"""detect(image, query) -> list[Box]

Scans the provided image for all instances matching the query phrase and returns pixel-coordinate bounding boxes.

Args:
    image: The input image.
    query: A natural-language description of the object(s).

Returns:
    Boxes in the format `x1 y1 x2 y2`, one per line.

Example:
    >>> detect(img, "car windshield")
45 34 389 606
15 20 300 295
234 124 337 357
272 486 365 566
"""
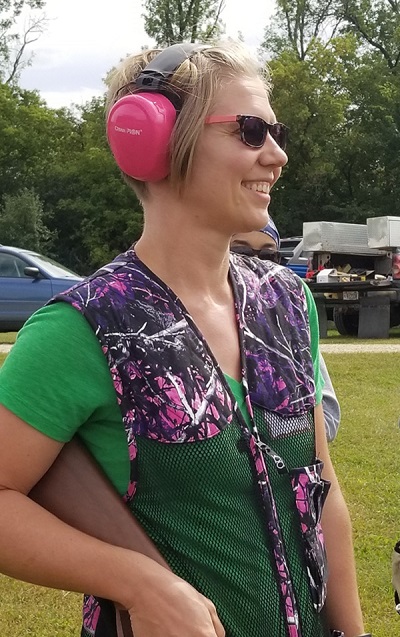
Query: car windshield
27 253 81 278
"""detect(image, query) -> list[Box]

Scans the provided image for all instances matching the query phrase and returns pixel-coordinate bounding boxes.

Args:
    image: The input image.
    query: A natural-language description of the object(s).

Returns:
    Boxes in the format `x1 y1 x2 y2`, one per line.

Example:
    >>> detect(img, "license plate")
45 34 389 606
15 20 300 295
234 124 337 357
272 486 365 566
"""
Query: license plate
343 291 359 300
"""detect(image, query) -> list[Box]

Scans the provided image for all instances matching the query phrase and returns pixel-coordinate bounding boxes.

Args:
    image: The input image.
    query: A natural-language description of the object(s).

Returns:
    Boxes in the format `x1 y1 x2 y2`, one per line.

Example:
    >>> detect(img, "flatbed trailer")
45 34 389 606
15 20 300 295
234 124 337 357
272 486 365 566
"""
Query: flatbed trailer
303 218 400 339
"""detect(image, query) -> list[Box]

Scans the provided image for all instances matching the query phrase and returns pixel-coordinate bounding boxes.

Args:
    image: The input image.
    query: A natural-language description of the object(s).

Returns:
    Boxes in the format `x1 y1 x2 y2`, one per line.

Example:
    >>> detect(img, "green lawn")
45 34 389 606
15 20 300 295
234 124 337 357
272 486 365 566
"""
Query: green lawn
324 352 400 636
0 351 399 635
0 331 17 344
0 580 81 636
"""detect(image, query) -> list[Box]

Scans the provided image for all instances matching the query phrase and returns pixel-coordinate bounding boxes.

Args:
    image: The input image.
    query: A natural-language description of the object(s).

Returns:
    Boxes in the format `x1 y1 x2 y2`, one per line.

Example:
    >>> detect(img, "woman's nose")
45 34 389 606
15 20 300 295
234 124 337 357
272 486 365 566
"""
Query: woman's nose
259 135 288 168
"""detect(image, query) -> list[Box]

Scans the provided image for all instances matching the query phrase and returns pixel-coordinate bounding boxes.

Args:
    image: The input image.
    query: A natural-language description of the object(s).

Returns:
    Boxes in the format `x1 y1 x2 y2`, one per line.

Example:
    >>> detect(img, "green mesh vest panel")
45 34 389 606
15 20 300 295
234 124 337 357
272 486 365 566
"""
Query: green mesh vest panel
129 405 329 637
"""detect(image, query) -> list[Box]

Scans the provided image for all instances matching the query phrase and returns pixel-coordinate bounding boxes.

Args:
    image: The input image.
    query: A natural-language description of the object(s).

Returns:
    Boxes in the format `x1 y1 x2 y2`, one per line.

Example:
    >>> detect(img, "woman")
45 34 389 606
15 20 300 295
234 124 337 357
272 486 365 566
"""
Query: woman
0 42 367 637
230 219 341 443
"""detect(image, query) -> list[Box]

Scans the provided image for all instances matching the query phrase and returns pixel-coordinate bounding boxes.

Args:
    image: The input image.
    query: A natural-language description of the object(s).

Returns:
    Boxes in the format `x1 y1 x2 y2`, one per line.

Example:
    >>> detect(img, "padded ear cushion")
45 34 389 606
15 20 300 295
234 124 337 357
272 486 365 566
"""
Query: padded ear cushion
107 92 177 182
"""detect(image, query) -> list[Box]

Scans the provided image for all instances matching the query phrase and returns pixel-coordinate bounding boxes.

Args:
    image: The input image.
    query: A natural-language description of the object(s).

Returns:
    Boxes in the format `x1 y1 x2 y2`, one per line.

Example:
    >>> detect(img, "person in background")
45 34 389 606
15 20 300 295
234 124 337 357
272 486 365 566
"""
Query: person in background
0 41 366 637
231 219 341 442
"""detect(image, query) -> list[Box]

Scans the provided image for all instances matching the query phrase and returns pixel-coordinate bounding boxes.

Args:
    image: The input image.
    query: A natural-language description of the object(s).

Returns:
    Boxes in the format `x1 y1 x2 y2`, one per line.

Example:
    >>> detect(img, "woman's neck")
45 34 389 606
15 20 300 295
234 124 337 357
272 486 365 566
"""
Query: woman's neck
135 200 233 301
135 230 232 302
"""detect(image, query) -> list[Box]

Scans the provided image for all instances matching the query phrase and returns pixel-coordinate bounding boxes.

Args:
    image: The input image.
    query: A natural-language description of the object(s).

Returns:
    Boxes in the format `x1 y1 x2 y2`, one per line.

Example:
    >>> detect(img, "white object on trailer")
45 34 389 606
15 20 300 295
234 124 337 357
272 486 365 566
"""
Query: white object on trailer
302 221 387 255
367 216 400 249
316 269 339 283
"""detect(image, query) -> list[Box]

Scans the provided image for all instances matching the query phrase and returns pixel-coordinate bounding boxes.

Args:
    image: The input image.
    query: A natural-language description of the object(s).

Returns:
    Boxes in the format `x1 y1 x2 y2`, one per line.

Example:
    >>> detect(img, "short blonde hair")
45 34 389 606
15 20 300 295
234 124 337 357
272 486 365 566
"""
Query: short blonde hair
106 41 271 199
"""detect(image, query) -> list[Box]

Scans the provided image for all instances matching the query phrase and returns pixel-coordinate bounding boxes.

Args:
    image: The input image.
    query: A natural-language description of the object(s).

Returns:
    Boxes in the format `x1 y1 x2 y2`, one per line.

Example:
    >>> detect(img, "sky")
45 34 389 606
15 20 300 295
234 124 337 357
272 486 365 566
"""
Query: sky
18 0 277 109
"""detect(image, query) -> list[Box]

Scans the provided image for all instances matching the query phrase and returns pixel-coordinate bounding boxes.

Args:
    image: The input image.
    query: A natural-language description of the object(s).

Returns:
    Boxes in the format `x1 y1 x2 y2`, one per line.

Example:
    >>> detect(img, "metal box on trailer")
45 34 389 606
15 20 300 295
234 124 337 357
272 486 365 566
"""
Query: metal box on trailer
367 216 400 249
303 221 386 256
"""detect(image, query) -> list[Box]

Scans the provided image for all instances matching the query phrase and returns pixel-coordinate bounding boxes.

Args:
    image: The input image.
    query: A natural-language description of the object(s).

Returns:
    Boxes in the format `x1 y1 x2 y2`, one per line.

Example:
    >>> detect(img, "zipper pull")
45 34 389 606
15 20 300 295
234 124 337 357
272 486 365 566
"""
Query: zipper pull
255 439 287 474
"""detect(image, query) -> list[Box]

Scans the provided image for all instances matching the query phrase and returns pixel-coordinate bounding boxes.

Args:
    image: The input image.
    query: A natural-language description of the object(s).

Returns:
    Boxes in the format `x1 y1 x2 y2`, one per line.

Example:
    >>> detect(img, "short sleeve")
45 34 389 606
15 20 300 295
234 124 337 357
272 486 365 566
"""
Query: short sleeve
300 280 324 405
0 302 117 442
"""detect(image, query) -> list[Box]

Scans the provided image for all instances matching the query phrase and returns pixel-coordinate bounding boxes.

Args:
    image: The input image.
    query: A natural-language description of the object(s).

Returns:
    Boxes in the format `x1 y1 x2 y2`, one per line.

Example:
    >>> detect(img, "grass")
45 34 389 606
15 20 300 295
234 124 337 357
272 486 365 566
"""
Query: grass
324 352 400 636
0 579 82 636
0 351 399 635
0 332 17 344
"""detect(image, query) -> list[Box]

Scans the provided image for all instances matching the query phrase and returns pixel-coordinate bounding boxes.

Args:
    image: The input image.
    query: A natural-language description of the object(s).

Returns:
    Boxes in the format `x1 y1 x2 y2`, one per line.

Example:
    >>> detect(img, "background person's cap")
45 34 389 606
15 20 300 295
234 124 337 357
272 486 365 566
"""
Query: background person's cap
260 217 280 248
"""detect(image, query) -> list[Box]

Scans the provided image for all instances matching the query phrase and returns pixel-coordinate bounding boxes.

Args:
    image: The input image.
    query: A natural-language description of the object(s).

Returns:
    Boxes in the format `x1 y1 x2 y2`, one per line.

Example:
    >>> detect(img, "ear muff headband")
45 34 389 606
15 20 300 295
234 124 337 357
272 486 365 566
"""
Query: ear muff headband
135 42 205 108
107 43 206 183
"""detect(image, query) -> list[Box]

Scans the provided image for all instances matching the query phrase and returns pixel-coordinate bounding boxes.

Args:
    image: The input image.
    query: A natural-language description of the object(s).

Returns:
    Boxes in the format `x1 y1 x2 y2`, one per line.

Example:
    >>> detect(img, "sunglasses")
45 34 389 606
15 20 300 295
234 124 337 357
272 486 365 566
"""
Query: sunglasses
205 115 288 150
231 245 281 264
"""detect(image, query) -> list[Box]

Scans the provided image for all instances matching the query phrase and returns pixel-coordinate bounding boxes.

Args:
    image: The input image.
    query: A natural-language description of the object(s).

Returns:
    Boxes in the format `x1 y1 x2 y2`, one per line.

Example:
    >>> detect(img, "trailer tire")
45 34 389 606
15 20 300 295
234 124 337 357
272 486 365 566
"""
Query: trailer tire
390 307 400 328
333 308 359 336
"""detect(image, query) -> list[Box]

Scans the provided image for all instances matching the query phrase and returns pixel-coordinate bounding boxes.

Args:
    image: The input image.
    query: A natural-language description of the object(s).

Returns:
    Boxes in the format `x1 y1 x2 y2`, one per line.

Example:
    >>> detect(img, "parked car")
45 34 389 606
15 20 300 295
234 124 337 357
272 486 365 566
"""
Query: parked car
0 245 84 331
279 236 303 264
285 239 313 278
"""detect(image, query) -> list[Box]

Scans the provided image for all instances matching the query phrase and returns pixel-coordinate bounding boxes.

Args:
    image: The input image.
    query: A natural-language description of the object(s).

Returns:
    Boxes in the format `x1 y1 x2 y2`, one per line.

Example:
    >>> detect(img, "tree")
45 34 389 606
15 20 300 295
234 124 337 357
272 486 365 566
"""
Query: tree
0 188 53 251
142 0 225 46
265 36 360 233
37 97 144 274
0 83 80 200
0 0 46 82
5 13 48 84
262 0 343 60
0 82 144 274
338 0 400 70
261 0 400 234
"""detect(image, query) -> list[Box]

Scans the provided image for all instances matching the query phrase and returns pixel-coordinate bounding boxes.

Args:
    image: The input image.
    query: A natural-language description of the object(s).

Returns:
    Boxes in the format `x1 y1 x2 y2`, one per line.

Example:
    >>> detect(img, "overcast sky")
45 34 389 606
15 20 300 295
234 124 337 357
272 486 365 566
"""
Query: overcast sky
18 0 277 109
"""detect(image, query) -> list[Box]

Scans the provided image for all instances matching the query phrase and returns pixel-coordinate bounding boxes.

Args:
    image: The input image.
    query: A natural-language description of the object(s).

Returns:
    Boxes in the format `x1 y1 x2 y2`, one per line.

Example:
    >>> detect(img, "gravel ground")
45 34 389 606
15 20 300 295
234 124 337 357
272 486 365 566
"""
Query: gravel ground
320 343 400 353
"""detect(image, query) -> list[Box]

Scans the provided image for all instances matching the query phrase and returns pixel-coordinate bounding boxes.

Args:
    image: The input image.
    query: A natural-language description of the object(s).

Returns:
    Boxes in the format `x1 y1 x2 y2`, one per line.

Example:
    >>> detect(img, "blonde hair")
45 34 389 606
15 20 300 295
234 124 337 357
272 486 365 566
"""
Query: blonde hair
106 41 271 199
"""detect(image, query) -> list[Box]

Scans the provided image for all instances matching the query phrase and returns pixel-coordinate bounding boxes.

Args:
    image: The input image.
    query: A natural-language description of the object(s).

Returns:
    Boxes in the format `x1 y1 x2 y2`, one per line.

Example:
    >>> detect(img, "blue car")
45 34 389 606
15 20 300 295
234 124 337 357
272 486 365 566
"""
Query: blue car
283 239 312 279
0 245 83 331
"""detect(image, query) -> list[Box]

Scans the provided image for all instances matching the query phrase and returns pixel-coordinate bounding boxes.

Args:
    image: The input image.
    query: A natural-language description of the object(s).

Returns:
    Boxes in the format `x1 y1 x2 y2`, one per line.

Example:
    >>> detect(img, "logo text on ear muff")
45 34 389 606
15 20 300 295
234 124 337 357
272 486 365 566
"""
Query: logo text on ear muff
114 125 143 136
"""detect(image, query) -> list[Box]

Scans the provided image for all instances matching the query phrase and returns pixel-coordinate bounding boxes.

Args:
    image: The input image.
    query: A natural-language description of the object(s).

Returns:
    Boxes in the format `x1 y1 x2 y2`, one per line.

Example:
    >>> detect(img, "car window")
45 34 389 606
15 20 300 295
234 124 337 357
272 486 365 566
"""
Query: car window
0 254 30 278
26 253 80 278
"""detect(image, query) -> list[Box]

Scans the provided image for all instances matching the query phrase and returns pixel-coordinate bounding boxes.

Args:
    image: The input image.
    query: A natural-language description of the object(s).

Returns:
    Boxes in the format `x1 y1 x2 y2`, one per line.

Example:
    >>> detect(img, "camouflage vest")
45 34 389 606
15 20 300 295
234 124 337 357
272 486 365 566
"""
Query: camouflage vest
56 249 330 637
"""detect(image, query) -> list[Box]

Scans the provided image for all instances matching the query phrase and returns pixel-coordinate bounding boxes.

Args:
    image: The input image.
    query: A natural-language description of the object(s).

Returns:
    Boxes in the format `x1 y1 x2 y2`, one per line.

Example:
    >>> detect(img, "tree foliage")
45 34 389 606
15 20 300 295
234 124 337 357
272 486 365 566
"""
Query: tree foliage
1 0 400 269
339 0 400 70
262 0 343 59
0 86 143 274
0 188 53 251
142 0 225 46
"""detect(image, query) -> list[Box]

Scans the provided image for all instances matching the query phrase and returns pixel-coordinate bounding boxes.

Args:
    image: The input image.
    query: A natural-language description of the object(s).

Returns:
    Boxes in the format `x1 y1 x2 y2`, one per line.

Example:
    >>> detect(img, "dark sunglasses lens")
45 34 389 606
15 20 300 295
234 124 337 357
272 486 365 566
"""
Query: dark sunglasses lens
270 123 287 150
242 118 288 150
259 249 281 263
242 117 266 147
231 245 254 257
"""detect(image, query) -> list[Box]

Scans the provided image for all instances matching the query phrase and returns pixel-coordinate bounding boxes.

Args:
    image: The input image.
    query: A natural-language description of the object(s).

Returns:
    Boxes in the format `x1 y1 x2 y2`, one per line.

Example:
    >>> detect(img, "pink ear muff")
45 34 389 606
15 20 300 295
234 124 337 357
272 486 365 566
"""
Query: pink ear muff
107 92 177 182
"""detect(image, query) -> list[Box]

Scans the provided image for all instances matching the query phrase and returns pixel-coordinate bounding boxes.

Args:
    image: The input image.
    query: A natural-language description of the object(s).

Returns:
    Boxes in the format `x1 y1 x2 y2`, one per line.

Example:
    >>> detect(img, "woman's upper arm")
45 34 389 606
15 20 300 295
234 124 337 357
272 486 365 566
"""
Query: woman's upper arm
0 403 63 493
0 302 111 492
314 402 339 488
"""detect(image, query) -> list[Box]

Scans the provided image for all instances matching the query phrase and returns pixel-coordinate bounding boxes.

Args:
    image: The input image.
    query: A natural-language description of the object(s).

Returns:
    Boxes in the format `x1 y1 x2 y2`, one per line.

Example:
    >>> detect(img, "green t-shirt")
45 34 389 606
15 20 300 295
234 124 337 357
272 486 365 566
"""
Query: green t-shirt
0 281 322 496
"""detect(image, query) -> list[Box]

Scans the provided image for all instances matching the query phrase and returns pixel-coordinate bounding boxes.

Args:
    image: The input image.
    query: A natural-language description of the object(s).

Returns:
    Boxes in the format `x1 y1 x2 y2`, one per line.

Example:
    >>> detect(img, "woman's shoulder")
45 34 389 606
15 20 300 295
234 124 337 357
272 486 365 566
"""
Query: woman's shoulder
19 301 100 346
